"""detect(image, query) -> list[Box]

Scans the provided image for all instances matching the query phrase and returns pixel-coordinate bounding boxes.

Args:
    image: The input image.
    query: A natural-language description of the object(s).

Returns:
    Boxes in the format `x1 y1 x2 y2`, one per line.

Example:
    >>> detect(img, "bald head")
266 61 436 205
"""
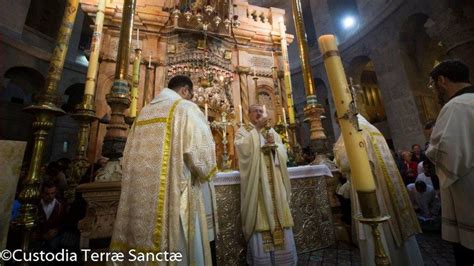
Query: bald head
248 104 265 125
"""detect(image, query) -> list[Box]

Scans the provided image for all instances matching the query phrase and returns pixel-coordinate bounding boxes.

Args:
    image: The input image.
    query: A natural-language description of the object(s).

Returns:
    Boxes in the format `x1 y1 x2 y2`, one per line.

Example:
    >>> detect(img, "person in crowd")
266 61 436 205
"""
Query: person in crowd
411 144 426 164
44 161 68 199
407 181 440 220
32 181 66 251
400 151 418 185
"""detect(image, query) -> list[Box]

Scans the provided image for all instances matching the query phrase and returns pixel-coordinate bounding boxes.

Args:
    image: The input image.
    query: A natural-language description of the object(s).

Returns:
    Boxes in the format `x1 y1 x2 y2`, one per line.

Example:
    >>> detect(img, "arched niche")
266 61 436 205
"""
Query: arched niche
256 84 277 124
1 67 45 104
399 13 445 123
61 83 85 113
1 66 45 166
348 56 387 124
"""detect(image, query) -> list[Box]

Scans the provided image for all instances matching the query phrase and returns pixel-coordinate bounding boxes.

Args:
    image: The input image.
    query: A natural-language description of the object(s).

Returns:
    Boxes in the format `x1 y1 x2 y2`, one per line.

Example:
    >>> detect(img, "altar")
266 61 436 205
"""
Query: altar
77 164 336 262
214 165 335 265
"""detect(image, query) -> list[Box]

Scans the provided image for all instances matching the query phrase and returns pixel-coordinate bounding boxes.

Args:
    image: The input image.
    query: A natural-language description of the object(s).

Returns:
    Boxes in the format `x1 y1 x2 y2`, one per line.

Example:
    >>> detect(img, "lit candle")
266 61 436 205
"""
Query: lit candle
263 104 267 116
148 55 151 68
204 103 208 120
282 107 287 124
239 104 243 124
318 34 376 192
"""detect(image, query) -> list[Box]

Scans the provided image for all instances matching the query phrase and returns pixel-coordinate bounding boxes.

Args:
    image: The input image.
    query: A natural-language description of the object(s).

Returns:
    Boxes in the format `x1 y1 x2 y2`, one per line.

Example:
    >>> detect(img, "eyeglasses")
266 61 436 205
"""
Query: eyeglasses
426 79 436 90
427 78 436 90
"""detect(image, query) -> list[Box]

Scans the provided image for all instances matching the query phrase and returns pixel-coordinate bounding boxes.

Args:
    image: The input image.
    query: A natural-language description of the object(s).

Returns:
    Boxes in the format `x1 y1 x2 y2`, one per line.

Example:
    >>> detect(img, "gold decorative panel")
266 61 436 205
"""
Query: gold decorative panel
215 170 335 265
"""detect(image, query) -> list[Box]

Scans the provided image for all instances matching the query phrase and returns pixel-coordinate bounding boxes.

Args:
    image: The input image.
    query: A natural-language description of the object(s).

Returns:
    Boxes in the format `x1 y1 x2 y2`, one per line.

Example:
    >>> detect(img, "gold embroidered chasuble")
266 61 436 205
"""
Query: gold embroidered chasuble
334 115 420 246
235 125 294 245
110 88 217 265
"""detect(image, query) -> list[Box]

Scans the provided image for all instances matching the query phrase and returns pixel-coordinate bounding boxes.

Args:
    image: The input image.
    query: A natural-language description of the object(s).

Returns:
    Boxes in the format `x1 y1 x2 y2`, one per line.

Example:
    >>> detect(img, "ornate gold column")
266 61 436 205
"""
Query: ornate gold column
14 0 80 251
96 0 136 182
67 0 106 203
237 66 250 124
291 0 326 142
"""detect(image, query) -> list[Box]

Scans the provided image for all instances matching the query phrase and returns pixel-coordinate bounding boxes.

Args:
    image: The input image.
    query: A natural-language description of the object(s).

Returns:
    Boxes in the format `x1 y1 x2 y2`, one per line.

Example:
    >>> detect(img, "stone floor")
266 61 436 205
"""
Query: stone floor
297 231 456 265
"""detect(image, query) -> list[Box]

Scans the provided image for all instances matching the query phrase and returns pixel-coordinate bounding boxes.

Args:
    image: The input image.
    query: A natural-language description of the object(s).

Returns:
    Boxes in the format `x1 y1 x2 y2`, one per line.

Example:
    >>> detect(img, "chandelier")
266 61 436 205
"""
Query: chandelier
166 0 240 35
167 48 234 114
168 50 233 88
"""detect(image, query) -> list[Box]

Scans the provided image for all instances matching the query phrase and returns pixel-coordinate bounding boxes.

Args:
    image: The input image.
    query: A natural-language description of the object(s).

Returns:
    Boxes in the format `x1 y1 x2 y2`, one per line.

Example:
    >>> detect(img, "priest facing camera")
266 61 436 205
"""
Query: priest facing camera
235 104 297 265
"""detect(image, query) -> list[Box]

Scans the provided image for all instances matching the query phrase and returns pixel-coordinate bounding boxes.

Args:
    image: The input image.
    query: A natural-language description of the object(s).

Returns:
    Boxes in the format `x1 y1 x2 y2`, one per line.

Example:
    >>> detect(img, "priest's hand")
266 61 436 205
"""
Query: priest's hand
255 116 269 130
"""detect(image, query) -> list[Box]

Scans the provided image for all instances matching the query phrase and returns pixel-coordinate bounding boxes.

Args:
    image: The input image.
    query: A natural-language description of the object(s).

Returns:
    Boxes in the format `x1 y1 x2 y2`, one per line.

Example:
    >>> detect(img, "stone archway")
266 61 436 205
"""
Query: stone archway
256 84 278 124
347 56 391 143
348 56 385 121
1 67 45 166
399 13 445 123
61 83 85 113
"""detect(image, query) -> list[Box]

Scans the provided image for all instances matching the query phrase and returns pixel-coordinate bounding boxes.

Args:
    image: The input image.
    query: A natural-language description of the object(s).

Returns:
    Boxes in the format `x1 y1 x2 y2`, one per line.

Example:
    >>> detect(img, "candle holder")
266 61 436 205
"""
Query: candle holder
209 112 233 171
356 190 391 266
253 76 259 95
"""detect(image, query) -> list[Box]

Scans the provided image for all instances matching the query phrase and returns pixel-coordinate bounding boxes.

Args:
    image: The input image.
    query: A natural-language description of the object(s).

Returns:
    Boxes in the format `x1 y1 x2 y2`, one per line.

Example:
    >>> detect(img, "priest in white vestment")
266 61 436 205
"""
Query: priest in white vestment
110 76 218 265
235 104 297 266
425 60 474 264
333 113 423 266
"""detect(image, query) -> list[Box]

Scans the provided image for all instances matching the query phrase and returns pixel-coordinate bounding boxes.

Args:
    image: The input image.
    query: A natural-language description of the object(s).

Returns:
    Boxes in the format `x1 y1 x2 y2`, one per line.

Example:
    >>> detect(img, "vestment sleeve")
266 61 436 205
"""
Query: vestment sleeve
183 103 218 182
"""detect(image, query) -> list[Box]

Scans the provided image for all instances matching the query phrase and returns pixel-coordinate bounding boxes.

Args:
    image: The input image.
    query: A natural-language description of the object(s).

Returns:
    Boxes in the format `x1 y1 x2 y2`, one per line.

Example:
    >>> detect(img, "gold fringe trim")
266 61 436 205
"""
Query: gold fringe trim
153 99 183 250
369 131 421 244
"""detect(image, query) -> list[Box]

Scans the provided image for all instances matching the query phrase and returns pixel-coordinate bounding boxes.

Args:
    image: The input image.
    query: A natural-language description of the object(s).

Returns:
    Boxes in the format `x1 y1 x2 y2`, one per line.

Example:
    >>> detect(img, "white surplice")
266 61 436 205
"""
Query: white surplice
426 90 474 250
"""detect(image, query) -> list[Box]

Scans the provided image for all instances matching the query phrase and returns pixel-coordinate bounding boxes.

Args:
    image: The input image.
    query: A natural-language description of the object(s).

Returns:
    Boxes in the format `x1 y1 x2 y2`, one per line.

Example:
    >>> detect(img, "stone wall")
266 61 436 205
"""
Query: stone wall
287 0 474 151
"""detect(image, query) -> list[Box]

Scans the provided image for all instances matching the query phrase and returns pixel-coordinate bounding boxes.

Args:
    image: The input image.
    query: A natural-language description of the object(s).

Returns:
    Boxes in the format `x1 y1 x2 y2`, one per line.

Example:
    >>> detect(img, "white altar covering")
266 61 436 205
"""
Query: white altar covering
214 165 333 185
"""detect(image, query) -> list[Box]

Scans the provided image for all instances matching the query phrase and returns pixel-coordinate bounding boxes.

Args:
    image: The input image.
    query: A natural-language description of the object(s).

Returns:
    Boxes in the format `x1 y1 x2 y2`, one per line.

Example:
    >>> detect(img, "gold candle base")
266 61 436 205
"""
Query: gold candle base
356 191 391 266
356 215 391 266
124 116 136 126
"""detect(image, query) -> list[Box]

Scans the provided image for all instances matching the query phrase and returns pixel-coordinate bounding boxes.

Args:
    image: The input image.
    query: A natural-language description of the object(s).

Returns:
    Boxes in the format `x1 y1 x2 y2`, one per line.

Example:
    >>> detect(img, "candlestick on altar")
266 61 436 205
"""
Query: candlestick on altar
239 104 243 125
204 103 208 120
136 28 139 49
319 34 390 266
253 75 258 101
278 17 295 125
148 55 151 68
209 113 234 171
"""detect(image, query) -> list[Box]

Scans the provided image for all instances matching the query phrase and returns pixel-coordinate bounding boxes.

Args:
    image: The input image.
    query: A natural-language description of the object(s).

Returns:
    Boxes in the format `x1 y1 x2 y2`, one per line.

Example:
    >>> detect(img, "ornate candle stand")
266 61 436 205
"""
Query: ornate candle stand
209 112 233 170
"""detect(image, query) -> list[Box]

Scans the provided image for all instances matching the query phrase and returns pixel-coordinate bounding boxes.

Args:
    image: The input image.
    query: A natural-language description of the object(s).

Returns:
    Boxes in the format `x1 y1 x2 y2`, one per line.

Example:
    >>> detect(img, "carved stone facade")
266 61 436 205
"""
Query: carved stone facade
80 0 294 167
